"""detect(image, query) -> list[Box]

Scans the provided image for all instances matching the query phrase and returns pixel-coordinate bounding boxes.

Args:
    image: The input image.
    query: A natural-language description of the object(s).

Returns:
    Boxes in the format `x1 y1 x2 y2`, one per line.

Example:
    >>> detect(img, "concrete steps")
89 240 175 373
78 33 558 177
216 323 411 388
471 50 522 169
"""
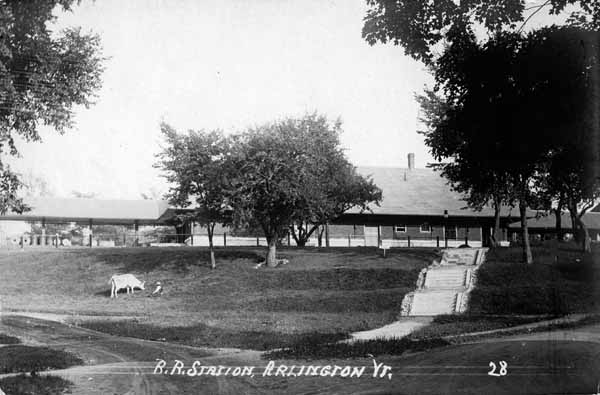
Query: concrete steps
423 267 468 289
401 248 487 316
409 291 457 316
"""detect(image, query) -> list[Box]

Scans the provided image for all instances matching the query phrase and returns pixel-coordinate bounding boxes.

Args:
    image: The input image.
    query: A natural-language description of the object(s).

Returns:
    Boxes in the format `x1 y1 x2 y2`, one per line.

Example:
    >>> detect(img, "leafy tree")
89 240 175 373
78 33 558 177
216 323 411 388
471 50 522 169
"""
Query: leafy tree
156 123 232 269
21 171 54 198
276 114 381 247
291 162 381 247
227 114 380 266
418 26 600 260
0 1 104 214
71 190 98 199
417 89 515 248
362 0 600 65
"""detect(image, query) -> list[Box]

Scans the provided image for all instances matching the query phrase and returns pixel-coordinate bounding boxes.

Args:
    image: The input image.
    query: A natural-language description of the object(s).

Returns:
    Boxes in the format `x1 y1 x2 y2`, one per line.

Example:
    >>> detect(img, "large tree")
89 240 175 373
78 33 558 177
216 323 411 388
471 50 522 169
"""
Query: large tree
417 89 515 248
228 113 380 266
280 114 381 247
156 123 233 269
363 0 600 65
0 0 104 213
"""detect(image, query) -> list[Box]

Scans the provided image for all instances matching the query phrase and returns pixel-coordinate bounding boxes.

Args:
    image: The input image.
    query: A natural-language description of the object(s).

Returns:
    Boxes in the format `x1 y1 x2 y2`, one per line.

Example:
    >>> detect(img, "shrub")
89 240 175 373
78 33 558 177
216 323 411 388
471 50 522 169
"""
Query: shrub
0 375 73 395
0 346 83 374
0 333 20 344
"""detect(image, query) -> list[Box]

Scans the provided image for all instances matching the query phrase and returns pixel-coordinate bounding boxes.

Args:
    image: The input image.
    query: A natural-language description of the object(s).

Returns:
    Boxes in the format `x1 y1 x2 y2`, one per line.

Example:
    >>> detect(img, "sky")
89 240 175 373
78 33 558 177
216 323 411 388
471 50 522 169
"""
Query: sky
9 0 567 199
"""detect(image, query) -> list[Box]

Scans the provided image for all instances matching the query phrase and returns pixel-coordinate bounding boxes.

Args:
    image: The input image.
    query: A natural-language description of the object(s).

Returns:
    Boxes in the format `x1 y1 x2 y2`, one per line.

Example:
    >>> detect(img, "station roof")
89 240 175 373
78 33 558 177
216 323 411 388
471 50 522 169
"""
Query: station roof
1 197 170 225
351 167 522 218
0 167 531 225
508 211 600 230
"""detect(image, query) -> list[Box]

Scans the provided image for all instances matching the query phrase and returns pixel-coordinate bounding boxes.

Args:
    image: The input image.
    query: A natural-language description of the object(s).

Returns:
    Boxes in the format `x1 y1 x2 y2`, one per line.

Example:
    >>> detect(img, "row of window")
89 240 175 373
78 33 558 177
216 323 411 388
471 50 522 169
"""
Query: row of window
395 224 431 233
395 224 459 234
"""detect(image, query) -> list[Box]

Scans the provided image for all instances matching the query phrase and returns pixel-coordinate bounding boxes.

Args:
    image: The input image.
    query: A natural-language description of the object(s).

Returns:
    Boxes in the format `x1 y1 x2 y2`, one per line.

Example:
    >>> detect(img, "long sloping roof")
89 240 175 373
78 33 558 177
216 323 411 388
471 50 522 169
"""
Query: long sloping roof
508 211 600 230
0 167 525 224
353 167 519 218
1 198 170 225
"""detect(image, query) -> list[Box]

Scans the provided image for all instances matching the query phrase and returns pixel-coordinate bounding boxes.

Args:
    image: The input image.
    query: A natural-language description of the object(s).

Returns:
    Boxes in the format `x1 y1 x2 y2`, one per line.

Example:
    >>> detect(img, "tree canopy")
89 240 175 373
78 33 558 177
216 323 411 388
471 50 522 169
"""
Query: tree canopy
0 0 104 213
417 26 600 259
156 122 233 269
227 113 381 266
363 0 600 64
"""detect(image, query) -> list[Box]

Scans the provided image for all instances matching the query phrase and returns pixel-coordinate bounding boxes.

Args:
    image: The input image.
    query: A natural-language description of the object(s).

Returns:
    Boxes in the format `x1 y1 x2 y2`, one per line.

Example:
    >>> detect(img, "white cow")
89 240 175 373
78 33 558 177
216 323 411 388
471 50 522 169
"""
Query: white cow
110 274 145 298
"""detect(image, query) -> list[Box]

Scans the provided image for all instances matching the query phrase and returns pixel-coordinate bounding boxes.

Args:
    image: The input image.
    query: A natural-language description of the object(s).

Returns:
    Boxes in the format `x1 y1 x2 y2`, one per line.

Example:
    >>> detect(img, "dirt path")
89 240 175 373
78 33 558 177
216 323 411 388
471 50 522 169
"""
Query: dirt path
2 314 599 394
0 314 262 394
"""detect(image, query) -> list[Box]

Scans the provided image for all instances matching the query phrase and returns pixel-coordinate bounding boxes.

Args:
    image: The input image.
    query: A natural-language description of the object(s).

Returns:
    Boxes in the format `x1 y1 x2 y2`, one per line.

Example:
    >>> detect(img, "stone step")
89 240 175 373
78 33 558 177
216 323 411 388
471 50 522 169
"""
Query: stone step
423 268 467 288
409 291 457 316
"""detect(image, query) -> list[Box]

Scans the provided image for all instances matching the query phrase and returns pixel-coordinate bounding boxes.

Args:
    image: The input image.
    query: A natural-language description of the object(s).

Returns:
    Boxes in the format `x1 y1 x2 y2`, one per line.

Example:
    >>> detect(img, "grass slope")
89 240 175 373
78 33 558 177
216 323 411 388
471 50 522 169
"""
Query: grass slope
0 246 436 348
469 243 600 315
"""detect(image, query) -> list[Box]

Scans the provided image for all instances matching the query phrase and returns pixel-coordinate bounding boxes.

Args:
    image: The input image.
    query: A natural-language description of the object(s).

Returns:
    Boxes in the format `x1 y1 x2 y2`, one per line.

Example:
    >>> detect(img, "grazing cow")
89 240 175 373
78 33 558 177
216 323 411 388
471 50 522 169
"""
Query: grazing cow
110 274 145 298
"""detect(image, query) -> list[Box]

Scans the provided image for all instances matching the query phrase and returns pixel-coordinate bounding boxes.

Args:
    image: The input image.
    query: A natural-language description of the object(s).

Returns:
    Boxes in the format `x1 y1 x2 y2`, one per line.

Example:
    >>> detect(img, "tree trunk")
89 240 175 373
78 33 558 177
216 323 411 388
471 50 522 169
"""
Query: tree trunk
296 238 306 247
265 237 278 267
317 225 324 247
554 203 563 242
568 203 579 243
519 199 533 264
576 216 592 253
491 199 501 248
208 223 216 269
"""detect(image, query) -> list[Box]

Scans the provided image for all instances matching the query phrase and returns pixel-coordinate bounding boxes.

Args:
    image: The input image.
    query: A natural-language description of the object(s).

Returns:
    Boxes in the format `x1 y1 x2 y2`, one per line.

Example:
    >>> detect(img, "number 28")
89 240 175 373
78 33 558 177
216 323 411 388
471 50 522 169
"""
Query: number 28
488 361 508 376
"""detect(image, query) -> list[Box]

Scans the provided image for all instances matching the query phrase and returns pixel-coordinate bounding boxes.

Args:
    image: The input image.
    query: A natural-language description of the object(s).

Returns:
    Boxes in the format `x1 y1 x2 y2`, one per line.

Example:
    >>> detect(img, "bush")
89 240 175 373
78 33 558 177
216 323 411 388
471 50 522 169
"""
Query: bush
0 375 73 395
0 346 83 374
0 333 20 344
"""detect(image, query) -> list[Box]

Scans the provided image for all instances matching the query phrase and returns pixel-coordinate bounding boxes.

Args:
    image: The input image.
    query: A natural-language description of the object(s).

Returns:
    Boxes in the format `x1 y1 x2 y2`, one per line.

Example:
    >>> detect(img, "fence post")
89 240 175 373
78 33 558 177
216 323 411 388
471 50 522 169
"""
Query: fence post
224 233 227 247
55 234 59 248
89 234 92 248
287 232 291 246
465 235 468 246
445 236 448 248
436 236 440 248
348 235 351 247
256 236 259 246
20 235 24 250
408 236 411 248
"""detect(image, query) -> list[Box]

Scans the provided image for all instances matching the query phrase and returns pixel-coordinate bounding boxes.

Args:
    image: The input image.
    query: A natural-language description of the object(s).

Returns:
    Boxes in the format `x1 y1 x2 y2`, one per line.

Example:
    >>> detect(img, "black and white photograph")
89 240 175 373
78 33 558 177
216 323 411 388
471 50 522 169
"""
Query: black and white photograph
0 0 599 394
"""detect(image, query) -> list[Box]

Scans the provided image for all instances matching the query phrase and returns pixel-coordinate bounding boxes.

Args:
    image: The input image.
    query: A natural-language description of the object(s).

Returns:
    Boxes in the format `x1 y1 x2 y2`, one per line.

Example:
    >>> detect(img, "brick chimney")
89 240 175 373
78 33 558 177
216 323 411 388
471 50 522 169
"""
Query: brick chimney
408 153 415 170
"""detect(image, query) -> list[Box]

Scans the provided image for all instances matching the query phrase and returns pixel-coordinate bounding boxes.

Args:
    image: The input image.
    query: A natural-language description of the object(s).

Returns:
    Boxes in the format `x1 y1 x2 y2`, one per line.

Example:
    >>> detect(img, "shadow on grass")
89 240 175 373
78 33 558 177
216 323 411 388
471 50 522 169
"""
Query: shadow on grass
0 375 73 395
264 337 451 360
0 333 20 344
406 314 558 339
469 244 600 315
0 345 83 374
74 247 264 274
78 319 348 351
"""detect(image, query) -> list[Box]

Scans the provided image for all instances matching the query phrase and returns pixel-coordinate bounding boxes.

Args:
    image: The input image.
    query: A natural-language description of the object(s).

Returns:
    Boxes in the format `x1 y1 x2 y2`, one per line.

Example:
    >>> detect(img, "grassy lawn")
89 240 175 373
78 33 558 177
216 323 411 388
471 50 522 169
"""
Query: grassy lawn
0 246 436 348
0 375 72 395
406 314 557 339
468 242 600 315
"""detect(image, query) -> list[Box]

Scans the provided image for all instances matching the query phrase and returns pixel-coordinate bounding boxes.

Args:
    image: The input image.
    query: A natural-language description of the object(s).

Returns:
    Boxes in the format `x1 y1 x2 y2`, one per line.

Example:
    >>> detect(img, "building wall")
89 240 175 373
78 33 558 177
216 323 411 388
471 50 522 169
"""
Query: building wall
327 223 484 242
390 224 482 241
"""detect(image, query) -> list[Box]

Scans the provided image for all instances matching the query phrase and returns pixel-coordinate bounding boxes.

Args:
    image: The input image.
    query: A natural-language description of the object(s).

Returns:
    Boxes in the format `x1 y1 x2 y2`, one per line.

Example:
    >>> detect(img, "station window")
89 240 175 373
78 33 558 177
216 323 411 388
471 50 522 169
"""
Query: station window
395 225 406 233
420 223 431 233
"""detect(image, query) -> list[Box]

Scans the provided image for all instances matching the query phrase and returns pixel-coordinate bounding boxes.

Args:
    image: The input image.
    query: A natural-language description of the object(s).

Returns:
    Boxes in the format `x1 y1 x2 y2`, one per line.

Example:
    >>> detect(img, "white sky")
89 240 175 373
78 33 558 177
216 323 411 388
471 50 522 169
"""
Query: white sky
9 0 568 199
